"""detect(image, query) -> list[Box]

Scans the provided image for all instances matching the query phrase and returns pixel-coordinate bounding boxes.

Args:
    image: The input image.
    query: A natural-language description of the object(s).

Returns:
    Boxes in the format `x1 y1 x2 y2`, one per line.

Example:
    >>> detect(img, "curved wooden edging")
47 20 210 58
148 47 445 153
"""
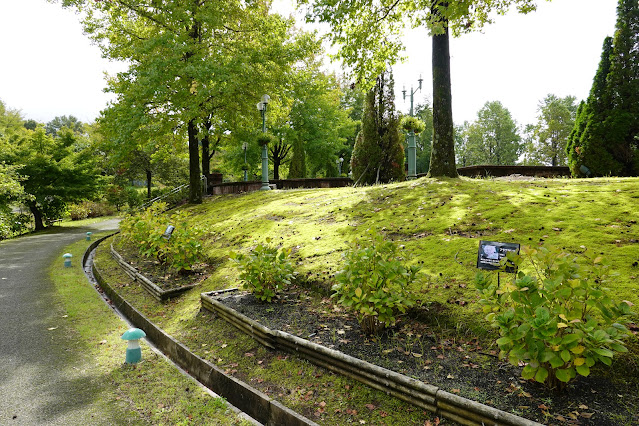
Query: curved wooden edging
202 290 543 426
83 235 317 426
109 240 198 301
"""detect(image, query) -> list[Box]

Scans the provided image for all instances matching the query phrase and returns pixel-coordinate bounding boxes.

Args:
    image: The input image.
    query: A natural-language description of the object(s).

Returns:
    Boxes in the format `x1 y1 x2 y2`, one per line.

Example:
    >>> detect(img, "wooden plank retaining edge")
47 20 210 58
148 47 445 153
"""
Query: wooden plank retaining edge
201 290 544 426
109 241 198 302
85 238 317 426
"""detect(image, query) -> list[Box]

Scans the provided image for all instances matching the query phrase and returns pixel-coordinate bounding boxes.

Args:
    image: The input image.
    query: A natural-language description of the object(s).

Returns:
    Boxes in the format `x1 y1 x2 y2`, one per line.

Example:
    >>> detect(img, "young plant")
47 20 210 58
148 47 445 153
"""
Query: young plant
119 203 203 274
229 238 295 302
333 230 418 335
476 245 635 389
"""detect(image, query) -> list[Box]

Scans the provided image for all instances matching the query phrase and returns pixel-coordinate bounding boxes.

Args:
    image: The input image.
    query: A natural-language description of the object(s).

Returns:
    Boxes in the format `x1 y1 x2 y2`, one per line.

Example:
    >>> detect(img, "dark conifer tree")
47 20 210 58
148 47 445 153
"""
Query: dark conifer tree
351 71 405 185
568 0 639 176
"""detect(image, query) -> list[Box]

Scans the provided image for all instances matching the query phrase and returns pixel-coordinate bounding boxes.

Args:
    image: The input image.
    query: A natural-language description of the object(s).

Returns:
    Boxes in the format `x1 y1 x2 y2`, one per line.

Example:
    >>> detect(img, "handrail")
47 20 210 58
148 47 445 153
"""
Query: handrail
138 175 206 211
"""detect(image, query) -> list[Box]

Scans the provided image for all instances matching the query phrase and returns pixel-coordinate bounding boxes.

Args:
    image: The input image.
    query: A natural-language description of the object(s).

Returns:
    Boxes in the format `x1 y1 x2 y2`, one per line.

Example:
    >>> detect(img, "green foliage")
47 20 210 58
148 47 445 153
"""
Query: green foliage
351 71 405 185
567 0 639 177
458 101 521 166
476 245 635 389
332 230 418 334
119 203 203 274
522 94 577 167
400 116 426 134
256 133 277 146
69 201 115 220
229 238 295 302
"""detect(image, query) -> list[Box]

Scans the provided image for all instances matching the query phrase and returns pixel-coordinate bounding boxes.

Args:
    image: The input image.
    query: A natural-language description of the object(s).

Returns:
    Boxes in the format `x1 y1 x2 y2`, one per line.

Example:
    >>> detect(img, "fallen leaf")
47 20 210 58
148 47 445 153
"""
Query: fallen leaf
581 412 595 419
412 352 423 358
47 327 57 331
578 404 588 410
365 403 376 411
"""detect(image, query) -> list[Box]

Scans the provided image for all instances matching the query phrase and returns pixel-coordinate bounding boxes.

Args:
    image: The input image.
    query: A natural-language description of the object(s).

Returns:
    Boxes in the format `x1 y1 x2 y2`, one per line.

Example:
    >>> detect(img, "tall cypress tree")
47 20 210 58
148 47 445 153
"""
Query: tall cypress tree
567 0 639 177
351 71 405 185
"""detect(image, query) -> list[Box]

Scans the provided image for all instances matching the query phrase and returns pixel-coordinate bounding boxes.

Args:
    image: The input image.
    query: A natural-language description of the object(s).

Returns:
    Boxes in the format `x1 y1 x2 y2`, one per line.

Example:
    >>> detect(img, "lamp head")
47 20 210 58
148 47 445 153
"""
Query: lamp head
261 94 270 104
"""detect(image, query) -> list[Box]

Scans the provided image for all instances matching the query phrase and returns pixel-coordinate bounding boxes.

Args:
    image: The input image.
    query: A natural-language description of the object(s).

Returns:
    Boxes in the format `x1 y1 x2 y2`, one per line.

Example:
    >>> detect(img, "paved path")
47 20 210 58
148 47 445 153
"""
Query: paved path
0 220 127 425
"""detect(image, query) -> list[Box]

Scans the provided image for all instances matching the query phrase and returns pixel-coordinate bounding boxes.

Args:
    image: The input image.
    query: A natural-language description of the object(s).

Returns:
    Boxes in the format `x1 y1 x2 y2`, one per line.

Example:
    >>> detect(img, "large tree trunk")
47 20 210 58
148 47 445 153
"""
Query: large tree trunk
146 168 152 199
202 133 210 177
188 119 202 204
429 19 459 178
28 201 45 231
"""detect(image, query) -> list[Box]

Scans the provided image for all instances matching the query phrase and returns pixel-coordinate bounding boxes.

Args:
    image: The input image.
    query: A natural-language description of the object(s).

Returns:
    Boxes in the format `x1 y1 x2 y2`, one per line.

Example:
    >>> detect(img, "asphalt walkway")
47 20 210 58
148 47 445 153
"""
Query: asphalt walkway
0 220 127 425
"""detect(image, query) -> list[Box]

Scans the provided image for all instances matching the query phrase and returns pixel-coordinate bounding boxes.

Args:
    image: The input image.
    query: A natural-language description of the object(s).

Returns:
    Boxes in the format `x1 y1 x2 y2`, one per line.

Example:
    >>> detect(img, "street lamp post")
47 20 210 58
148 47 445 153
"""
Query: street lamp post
256 94 271 191
242 142 248 182
336 156 344 176
402 75 423 180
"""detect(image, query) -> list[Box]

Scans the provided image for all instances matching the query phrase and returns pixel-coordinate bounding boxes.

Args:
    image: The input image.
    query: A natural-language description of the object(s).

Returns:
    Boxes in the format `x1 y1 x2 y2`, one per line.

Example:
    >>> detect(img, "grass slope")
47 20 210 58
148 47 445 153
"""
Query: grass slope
99 176 639 425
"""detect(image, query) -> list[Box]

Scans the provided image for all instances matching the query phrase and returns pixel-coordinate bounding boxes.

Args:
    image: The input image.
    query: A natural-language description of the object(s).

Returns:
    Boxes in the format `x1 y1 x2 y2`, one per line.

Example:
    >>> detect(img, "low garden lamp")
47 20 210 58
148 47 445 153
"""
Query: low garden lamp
63 253 72 268
86 232 92 241
162 225 175 241
121 328 146 364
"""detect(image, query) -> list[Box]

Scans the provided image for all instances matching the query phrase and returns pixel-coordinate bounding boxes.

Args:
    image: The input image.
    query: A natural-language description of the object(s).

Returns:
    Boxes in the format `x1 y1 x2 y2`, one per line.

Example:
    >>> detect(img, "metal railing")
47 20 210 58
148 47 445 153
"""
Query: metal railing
138 175 207 211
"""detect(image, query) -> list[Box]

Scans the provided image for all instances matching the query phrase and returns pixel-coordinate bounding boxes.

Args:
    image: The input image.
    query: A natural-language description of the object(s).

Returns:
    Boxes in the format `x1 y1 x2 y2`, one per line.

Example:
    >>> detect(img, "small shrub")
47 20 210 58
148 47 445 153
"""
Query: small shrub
119 203 203 274
229 238 295 302
68 203 90 221
476 245 635 389
333 230 418 334
125 187 143 209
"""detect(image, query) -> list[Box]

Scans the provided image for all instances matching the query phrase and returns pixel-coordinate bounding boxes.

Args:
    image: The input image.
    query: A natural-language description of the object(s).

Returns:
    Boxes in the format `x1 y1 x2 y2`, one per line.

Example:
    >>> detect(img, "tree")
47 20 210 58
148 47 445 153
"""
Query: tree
45 115 84 137
59 0 313 203
568 0 639 176
524 95 577 166
351 71 405 185
0 126 102 230
459 101 521 166
301 0 543 178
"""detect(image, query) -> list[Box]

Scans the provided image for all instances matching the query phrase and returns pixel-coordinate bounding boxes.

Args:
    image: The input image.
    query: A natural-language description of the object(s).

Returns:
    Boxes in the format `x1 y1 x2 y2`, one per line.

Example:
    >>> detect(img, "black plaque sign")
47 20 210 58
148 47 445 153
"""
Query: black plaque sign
477 240 520 273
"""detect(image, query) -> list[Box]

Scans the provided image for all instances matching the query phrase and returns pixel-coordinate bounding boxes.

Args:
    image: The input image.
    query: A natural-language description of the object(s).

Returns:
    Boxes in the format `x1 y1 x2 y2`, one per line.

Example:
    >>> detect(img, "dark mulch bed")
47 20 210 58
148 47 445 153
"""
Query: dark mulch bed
113 239 210 291
220 287 639 425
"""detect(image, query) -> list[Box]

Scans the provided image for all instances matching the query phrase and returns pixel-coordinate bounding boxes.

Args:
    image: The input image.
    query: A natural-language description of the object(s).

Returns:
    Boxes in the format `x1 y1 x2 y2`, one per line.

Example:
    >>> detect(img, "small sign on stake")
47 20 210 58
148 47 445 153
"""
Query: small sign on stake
477 240 520 273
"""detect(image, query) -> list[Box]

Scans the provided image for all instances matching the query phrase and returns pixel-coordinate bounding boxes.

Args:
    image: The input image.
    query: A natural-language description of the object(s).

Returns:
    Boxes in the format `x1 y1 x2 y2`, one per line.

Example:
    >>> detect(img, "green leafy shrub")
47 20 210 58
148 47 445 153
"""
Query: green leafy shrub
119 203 203 274
229 238 295 302
333 230 418 334
476 245 635 389
68 203 90 220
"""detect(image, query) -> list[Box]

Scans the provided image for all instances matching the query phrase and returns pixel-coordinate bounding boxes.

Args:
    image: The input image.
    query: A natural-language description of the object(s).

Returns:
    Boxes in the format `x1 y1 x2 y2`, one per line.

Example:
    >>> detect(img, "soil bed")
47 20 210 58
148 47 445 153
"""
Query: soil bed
220 287 638 425
113 238 209 291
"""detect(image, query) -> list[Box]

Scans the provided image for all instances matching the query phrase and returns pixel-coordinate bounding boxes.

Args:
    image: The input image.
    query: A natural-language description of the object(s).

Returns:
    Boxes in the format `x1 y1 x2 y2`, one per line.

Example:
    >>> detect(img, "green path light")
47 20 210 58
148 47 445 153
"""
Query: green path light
63 253 72 268
86 232 92 241
121 328 146 364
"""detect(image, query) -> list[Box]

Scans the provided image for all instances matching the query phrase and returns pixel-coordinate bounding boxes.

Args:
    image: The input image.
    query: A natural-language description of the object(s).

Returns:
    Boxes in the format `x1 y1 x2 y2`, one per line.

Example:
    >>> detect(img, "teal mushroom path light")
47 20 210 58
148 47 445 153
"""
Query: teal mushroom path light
402 75 423 180
86 232 92 241
256 94 271 191
63 253 72 268
121 328 146 364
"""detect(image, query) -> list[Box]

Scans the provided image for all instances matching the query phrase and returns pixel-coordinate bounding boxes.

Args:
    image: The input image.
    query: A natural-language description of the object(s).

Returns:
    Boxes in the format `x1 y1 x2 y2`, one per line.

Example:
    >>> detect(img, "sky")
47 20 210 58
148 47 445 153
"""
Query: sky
0 0 619 127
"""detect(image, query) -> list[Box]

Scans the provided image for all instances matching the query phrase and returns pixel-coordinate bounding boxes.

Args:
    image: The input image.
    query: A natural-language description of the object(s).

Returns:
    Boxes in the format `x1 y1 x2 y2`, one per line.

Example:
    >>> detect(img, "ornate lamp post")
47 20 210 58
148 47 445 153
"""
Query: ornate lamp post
402 75 423 180
242 142 248 182
336 156 344 176
256 94 271 191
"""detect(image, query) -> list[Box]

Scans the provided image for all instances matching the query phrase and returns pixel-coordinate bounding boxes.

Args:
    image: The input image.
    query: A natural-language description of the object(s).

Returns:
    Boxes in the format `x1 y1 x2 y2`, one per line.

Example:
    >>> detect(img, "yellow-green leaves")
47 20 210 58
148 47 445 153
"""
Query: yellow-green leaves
476 245 635 390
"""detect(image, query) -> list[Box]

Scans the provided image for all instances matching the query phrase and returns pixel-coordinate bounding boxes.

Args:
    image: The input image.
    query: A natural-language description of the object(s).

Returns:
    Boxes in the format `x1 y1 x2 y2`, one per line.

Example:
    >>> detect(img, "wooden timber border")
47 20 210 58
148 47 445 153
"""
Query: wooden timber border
202 289 544 426
84 235 317 426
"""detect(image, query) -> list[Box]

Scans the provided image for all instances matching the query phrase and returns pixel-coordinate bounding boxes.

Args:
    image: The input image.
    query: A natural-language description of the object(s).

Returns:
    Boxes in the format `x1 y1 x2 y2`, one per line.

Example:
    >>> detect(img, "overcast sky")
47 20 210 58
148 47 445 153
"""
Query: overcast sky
0 0 618 127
